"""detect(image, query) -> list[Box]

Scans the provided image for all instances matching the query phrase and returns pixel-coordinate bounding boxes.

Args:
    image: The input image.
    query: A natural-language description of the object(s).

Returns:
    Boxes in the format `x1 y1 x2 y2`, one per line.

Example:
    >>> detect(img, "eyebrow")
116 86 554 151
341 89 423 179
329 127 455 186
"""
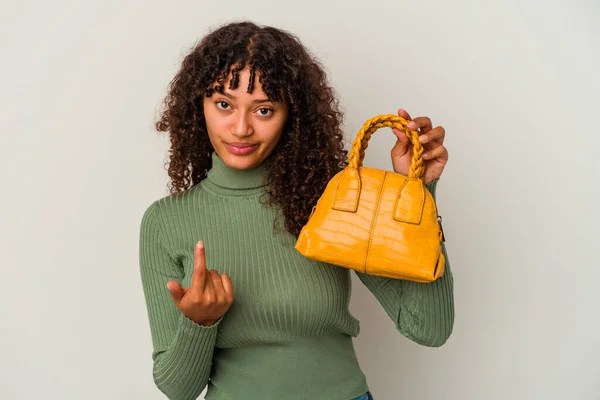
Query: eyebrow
219 91 272 104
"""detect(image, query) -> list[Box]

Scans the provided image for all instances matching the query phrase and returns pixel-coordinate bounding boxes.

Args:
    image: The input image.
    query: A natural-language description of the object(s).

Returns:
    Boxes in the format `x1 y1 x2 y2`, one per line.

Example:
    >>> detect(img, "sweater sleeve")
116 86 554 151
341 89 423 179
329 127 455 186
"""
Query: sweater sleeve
354 179 455 347
139 201 221 400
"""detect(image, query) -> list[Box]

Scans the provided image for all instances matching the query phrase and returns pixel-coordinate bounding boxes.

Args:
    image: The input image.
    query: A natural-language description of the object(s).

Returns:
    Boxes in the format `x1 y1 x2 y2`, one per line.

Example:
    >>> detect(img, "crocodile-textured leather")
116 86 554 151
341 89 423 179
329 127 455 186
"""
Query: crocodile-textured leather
295 114 445 282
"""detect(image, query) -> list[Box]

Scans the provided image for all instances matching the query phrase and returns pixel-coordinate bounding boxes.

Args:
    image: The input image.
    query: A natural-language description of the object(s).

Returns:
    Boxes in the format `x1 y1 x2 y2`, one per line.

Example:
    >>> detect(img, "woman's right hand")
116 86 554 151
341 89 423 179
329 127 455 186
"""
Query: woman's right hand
167 241 234 326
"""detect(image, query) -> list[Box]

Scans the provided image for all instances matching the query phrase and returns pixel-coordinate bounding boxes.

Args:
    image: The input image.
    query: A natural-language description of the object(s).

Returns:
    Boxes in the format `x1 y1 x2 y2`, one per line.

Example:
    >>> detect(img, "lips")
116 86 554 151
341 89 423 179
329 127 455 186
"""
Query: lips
225 142 259 155
228 142 257 148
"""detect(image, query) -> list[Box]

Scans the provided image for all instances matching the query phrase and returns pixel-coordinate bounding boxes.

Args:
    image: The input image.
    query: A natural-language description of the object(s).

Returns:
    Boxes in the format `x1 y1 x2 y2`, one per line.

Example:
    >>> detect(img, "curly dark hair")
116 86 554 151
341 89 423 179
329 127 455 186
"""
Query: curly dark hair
155 21 348 237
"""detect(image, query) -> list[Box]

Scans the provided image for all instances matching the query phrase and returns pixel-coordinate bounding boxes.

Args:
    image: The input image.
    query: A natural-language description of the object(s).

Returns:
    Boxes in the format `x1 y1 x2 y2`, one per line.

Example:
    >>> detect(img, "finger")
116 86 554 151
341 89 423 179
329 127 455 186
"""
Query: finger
203 268 215 292
392 127 410 144
397 108 412 121
422 145 449 162
407 117 433 135
191 241 207 292
209 270 225 299
418 126 445 145
221 274 234 302
167 280 185 305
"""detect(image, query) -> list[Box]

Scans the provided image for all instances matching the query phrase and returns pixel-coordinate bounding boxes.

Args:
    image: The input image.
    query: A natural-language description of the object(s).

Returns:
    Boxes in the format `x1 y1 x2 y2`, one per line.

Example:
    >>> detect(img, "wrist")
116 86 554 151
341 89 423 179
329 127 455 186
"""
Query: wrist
425 178 439 199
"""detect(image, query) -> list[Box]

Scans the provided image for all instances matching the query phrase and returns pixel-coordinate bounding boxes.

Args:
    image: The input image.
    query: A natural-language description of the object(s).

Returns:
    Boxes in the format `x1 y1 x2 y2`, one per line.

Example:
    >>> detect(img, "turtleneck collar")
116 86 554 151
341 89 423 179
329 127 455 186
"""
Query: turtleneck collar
200 151 268 196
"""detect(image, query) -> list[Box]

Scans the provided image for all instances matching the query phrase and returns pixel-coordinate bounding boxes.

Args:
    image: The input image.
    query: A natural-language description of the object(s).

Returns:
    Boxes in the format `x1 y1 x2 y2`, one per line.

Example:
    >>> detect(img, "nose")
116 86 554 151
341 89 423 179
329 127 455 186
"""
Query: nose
231 111 254 138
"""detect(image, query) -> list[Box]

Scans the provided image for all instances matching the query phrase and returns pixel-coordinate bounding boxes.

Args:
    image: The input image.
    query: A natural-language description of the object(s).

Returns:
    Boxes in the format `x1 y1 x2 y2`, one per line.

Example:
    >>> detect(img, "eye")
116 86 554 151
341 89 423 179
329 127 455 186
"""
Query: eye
257 107 273 116
216 101 230 110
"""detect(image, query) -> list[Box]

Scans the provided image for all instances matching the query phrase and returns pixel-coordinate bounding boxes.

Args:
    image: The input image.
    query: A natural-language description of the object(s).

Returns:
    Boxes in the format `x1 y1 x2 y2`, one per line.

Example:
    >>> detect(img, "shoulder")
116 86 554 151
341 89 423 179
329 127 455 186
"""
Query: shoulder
140 184 203 230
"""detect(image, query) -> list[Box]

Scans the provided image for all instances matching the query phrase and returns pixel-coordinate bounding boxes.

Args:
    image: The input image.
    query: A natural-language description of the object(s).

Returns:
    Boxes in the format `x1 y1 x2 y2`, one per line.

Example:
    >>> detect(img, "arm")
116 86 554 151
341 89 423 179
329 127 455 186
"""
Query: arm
354 179 455 347
139 201 221 400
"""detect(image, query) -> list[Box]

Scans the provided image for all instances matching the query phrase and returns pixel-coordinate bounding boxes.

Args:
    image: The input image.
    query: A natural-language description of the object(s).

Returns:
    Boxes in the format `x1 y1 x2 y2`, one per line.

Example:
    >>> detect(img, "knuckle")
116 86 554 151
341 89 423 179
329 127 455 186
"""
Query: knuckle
205 292 216 304
190 294 202 305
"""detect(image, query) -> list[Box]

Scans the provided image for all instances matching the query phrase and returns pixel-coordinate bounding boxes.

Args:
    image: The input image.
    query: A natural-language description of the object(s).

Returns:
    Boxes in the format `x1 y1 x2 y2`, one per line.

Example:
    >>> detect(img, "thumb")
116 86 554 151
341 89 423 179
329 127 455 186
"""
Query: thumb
391 128 410 158
167 280 185 304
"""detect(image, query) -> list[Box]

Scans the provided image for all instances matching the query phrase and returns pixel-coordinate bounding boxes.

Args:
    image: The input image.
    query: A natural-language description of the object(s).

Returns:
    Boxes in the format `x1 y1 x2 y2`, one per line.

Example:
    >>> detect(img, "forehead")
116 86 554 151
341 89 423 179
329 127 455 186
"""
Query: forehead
215 68 269 97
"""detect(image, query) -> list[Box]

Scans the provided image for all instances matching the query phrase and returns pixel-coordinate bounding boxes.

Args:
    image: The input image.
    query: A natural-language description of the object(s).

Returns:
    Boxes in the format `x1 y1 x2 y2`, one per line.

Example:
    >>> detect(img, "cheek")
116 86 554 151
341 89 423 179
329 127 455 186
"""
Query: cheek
203 105 223 137
272 113 288 141
262 119 285 144
261 129 284 154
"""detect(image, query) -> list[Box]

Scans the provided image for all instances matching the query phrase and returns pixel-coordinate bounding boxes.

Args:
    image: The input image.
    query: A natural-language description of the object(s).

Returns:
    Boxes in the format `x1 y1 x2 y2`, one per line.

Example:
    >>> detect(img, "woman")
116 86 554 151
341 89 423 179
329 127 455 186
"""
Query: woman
139 20 454 400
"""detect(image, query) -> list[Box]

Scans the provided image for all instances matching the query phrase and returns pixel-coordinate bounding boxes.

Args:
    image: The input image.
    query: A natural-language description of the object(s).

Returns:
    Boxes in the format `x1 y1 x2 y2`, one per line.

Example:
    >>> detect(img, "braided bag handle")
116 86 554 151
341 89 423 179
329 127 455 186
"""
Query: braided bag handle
348 114 425 180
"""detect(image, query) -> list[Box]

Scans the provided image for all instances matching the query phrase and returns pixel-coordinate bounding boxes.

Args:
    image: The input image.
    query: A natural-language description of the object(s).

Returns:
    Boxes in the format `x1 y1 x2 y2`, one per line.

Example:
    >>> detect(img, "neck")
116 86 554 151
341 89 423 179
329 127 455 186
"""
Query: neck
201 152 269 196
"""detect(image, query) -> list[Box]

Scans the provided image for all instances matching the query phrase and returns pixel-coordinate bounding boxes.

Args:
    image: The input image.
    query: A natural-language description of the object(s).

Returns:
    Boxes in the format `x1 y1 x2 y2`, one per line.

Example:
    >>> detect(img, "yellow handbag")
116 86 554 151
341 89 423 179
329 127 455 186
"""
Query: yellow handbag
295 114 446 283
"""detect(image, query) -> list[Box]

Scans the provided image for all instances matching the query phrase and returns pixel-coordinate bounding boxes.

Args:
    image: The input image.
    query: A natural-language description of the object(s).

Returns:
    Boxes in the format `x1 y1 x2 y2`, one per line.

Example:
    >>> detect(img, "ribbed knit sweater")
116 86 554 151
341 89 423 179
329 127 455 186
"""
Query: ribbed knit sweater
139 152 454 400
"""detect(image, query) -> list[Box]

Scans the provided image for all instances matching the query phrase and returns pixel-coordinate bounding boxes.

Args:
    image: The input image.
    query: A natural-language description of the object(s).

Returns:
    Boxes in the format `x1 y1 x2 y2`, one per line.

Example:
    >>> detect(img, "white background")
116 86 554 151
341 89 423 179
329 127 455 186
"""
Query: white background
1 0 599 399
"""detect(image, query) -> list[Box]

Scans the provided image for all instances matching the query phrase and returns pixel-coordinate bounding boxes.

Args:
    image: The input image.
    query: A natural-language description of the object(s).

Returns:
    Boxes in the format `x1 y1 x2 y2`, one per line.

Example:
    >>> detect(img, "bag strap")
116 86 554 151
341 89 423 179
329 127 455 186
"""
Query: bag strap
347 114 425 180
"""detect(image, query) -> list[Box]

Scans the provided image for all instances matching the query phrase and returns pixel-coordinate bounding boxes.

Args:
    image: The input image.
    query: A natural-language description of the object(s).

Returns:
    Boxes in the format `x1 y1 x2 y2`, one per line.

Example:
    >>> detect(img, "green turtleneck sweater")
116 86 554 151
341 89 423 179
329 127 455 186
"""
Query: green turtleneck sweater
139 152 454 400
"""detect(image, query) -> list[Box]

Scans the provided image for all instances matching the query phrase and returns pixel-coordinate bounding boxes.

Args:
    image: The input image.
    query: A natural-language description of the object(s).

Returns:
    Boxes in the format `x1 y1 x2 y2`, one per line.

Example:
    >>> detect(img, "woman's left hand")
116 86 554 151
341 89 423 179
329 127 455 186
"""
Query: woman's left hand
390 109 448 184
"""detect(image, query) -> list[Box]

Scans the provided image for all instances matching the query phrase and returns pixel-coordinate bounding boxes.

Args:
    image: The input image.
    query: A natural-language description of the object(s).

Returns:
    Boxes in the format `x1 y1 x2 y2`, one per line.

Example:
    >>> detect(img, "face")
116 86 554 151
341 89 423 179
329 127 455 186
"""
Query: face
203 67 289 170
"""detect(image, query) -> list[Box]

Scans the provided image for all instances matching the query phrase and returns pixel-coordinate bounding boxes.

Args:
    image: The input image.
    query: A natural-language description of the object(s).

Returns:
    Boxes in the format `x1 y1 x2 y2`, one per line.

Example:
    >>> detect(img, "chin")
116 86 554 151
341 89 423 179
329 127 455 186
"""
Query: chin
218 150 265 170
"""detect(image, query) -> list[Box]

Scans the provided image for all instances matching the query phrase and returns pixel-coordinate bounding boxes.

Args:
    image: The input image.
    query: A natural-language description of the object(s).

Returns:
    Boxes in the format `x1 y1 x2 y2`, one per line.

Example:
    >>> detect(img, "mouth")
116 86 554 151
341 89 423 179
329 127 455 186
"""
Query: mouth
225 142 259 155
